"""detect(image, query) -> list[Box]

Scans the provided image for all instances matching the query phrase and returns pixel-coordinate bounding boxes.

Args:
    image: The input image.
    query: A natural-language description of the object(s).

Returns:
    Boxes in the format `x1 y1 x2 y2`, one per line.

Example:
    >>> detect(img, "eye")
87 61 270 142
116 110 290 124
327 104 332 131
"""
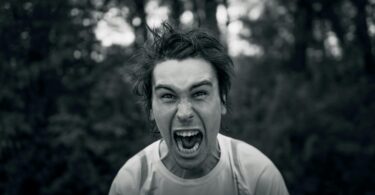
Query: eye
193 91 208 99
160 93 176 101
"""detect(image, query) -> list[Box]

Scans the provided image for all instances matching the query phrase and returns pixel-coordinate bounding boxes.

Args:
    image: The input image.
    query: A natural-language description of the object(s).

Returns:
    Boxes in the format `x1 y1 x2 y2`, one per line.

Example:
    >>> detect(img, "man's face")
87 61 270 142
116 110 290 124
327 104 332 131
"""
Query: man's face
151 58 226 169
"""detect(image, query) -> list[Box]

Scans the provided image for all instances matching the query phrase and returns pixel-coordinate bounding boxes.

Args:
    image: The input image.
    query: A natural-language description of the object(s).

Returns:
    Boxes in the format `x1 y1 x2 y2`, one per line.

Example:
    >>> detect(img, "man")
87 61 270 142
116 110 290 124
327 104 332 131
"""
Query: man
109 23 289 195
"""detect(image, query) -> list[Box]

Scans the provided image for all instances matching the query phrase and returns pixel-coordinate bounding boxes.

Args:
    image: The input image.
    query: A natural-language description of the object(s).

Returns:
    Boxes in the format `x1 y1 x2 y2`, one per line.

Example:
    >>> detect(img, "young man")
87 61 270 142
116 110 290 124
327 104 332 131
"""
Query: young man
109 23 289 195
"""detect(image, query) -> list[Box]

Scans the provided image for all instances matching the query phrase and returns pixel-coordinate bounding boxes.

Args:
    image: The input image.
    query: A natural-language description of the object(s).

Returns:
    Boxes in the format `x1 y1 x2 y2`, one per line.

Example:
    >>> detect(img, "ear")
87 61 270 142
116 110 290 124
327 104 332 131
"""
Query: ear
150 109 154 120
222 105 227 115
221 96 227 115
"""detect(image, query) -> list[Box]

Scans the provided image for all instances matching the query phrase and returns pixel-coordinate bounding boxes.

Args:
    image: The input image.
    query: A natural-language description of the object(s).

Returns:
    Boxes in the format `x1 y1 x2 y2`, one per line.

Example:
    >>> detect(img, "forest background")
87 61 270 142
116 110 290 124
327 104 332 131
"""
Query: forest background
1 0 374 194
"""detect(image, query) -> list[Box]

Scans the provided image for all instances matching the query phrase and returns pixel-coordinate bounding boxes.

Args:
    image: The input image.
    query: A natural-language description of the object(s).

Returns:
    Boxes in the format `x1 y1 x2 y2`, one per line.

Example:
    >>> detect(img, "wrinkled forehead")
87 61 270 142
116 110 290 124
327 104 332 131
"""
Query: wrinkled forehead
152 58 218 91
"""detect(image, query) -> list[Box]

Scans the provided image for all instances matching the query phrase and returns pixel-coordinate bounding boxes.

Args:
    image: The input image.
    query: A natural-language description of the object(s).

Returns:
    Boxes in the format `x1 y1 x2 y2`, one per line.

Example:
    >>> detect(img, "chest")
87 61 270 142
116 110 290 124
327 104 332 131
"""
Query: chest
142 166 237 195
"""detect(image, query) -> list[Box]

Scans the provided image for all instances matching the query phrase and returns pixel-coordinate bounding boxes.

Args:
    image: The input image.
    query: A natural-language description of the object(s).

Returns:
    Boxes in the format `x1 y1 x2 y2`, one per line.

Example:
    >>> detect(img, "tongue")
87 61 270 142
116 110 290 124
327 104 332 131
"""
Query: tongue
181 135 201 149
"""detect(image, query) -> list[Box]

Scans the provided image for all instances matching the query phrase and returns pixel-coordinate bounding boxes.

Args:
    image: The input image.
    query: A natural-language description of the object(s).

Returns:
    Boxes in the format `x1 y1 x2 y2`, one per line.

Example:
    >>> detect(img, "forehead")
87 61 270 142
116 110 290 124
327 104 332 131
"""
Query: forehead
152 58 218 89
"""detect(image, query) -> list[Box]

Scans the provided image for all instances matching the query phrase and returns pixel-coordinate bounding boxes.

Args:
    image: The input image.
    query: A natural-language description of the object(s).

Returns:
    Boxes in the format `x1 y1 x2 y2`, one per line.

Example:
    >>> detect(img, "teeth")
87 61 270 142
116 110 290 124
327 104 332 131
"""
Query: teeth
177 140 200 153
175 130 199 137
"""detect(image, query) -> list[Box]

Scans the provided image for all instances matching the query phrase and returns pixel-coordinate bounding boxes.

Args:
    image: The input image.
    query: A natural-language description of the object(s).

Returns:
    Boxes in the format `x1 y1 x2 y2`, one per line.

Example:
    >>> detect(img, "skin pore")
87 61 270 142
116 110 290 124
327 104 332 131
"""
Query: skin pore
151 58 227 179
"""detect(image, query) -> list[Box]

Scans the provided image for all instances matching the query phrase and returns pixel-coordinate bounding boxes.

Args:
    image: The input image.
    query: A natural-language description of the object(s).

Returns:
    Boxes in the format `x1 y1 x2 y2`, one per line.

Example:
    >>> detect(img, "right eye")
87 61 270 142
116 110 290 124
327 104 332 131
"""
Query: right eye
160 93 176 101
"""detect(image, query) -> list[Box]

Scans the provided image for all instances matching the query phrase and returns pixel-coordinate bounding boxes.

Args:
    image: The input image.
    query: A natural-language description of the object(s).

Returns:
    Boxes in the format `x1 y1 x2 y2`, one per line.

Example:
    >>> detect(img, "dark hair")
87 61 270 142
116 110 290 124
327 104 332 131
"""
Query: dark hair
131 22 234 117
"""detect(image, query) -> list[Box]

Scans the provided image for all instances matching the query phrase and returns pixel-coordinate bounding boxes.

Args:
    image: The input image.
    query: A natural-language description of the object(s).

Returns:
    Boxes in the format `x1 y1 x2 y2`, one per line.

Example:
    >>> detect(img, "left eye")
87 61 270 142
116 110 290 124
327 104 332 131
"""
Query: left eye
193 91 207 98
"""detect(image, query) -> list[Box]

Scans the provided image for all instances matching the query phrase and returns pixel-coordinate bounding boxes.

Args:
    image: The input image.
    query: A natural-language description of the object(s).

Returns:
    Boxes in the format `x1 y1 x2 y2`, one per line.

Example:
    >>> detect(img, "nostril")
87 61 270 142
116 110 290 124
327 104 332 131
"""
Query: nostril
176 110 194 122
176 101 194 121
177 111 193 121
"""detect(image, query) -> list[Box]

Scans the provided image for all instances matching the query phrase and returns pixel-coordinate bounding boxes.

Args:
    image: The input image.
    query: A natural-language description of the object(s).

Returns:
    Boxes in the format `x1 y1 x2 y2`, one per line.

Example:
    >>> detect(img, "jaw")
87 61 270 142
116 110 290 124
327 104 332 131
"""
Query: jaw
165 136 221 178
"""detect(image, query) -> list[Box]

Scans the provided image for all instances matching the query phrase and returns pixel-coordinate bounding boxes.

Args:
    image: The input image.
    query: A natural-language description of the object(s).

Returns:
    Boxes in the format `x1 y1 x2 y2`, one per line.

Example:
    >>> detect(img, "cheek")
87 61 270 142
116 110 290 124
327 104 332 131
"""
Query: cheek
152 104 175 137
197 100 222 133
206 113 222 134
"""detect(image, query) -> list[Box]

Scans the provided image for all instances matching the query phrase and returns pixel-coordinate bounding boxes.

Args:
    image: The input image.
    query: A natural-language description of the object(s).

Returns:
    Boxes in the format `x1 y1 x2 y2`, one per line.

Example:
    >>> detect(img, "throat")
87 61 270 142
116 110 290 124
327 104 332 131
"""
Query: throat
161 140 221 179
163 157 220 179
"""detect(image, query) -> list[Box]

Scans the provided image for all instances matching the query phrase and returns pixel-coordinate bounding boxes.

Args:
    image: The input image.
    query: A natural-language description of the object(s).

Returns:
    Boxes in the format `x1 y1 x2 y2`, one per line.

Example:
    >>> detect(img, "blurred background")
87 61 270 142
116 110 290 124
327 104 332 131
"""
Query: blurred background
1 0 374 194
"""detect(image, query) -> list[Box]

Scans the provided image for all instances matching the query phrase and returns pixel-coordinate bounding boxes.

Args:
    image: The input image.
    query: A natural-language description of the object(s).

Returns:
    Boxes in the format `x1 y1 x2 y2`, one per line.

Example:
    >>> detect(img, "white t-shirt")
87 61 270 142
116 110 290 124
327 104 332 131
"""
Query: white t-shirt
109 134 289 195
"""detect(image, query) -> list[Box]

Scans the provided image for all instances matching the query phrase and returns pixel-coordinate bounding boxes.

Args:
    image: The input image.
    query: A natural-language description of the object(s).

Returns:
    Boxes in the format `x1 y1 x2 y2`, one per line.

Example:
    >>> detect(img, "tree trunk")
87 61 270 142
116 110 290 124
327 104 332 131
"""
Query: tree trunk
203 0 220 38
290 0 313 73
351 0 374 74
134 0 147 46
192 0 220 37
169 0 183 27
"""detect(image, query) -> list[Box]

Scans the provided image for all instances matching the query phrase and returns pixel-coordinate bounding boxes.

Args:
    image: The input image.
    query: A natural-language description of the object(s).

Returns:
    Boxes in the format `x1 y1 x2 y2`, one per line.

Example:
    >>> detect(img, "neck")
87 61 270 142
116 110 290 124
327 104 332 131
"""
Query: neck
159 139 221 179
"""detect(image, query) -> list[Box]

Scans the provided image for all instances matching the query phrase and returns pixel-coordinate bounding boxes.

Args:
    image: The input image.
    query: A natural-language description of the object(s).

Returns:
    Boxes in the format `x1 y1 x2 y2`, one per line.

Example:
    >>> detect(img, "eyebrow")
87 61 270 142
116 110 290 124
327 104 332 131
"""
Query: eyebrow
154 80 213 92
190 80 213 90
154 84 174 92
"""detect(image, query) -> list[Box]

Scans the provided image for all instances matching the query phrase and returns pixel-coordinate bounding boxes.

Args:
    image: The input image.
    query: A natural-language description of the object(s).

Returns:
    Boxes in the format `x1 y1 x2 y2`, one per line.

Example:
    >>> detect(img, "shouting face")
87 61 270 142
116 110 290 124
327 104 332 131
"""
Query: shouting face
151 58 226 176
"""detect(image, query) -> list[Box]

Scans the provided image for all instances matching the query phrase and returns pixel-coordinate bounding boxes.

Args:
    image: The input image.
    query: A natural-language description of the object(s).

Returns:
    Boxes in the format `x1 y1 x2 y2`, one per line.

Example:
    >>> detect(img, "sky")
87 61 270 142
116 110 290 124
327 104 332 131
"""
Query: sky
94 0 265 57
93 0 346 58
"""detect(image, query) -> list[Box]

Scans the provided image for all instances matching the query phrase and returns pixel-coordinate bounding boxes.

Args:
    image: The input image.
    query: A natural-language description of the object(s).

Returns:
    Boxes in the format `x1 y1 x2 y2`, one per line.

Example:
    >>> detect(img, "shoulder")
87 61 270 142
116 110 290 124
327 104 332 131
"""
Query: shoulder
108 140 160 195
219 134 289 195
234 138 272 167
220 134 272 170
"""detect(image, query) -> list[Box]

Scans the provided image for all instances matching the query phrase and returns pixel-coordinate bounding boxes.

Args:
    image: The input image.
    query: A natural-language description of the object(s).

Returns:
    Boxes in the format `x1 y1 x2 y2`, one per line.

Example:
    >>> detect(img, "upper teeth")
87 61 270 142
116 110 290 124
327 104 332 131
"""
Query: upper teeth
176 130 199 137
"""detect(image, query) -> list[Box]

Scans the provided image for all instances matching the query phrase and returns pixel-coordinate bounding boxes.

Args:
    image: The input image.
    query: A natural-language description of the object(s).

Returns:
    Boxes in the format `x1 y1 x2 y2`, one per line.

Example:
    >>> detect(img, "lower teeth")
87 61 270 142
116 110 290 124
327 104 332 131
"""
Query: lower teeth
177 139 200 153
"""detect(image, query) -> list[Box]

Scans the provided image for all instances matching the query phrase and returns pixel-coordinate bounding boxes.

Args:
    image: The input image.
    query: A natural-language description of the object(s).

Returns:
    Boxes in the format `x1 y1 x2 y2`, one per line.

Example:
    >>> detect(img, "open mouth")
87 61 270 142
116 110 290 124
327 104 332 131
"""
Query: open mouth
174 130 203 154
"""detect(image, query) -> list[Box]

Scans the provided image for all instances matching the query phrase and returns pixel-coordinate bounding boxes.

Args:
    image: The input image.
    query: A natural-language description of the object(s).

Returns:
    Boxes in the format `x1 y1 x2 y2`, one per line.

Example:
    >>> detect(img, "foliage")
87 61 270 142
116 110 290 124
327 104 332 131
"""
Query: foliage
225 0 375 194
0 0 374 194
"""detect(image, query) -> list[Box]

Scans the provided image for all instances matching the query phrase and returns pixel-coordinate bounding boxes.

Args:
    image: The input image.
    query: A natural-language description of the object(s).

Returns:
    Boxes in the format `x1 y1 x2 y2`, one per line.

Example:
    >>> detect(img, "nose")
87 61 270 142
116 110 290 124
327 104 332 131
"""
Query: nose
176 100 194 122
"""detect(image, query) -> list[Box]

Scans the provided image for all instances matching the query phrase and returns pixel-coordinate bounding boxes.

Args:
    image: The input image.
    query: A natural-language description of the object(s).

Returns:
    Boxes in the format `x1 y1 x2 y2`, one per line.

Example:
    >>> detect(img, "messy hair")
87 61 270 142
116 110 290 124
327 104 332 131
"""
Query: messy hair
131 22 234 117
